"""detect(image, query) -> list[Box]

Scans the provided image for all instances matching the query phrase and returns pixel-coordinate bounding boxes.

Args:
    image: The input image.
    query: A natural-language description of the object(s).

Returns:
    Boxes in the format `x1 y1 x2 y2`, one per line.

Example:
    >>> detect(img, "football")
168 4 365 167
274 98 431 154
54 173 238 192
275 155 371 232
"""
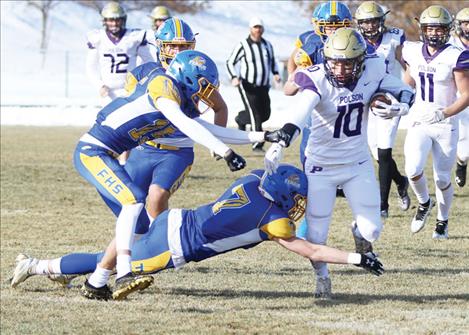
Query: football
369 92 392 109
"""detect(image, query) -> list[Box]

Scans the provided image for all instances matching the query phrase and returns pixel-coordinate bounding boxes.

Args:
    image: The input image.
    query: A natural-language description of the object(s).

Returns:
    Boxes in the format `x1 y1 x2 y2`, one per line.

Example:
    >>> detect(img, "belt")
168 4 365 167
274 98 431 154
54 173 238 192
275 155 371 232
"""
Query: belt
145 141 180 151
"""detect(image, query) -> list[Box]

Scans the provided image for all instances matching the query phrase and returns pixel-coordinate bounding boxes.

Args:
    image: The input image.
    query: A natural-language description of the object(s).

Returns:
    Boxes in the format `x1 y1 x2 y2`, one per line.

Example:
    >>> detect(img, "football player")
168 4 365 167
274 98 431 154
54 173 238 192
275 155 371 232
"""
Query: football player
287 1 352 75
284 1 353 239
264 28 413 298
123 18 231 229
449 8 469 188
355 1 410 219
401 6 469 239
150 6 171 31
86 2 155 105
71 50 286 301
10 165 384 300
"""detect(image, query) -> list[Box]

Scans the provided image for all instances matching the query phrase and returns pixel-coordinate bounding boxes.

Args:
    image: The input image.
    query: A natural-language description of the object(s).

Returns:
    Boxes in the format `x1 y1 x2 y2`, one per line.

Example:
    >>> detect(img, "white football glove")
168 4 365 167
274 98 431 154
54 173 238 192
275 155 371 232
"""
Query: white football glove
264 142 284 175
419 108 447 124
371 93 409 119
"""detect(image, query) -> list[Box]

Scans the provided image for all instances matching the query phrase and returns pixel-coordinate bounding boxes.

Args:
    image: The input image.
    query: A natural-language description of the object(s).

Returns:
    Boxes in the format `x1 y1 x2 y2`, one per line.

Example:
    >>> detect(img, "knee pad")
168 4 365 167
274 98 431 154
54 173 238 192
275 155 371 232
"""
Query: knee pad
435 178 450 190
305 217 330 245
355 215 382 243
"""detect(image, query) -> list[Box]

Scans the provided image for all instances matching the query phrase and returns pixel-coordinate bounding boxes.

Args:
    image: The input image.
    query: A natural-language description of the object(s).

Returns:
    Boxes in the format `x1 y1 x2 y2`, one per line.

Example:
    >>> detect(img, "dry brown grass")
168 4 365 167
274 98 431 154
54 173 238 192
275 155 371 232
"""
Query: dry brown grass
1 126 468 335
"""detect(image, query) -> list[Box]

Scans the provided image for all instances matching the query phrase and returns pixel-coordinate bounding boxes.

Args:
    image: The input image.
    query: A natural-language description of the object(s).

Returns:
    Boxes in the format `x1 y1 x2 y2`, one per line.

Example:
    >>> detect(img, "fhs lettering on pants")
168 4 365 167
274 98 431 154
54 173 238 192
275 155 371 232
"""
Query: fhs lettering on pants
97 168 124 194
79 153 137 205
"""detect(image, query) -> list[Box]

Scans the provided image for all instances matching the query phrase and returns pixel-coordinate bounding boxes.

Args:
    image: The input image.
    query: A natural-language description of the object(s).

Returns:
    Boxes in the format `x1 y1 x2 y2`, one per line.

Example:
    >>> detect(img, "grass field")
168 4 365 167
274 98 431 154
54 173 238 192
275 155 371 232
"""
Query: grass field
1 126 468 335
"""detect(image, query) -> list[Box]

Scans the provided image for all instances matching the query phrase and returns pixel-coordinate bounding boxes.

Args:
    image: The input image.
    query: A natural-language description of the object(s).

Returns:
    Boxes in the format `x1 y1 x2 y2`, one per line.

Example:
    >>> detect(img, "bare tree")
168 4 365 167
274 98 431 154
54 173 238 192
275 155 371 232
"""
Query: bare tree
76 0 209 14
27 0 60 67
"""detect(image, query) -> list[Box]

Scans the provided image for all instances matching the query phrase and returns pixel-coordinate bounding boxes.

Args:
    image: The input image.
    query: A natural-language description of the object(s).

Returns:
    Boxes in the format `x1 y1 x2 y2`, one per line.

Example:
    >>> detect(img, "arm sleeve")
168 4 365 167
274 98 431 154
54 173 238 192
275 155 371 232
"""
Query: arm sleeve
226 42 244 79
195 118 265 144
155 97 231 157
86 47 104 90
287 89 320 132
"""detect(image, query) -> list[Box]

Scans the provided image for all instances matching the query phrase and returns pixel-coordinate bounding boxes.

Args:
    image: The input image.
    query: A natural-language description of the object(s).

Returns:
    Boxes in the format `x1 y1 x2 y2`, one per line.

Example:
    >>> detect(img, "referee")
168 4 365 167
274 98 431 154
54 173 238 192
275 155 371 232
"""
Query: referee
226 17 281 152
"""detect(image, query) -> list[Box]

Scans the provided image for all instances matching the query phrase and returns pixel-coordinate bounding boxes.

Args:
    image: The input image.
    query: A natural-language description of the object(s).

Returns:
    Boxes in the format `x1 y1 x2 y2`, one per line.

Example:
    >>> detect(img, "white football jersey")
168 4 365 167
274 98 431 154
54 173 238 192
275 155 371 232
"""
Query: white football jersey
402 41 469 125
86 28 155 90
367 28 405 77
294 56 412 165
449 34 469 50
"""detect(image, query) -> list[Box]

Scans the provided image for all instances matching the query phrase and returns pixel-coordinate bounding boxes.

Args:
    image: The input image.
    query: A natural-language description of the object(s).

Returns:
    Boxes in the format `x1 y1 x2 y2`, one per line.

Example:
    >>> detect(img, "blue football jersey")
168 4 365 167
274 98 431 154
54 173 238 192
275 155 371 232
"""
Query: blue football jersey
179 171 295 263
87 72 200 154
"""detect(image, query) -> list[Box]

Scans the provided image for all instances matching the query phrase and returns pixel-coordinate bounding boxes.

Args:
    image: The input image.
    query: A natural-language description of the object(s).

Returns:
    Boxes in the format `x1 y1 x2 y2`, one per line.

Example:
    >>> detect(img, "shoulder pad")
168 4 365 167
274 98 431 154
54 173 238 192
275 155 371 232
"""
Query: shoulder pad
147 75 182 106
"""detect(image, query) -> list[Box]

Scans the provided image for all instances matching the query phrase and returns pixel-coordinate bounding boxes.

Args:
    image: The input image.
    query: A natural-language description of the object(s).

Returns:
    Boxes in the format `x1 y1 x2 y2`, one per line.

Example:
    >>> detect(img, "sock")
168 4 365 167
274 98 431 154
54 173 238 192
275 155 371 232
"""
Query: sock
377 149 393 210
49 258 62 274
116 254 132 278
88 265 112 288
115 203 144 278
435 183 453 221
310 260 328 278
409 175 429 204
32 260 50 275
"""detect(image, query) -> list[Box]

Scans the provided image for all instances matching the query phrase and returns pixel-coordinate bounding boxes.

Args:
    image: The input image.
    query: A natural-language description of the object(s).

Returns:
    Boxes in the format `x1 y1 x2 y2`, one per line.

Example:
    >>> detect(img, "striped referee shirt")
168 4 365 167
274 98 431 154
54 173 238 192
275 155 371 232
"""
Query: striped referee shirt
226 36 279 87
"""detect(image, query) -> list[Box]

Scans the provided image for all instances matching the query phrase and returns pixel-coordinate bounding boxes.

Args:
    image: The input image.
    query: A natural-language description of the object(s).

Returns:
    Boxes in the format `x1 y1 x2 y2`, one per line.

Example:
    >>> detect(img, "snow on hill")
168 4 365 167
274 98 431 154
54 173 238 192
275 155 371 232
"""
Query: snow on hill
1 1 312 127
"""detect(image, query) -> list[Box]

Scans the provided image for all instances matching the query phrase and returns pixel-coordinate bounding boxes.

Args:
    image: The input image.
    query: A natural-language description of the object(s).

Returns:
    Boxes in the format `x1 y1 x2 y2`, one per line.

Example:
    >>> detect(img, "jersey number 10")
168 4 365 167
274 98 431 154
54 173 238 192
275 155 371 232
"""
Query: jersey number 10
334 102 364 138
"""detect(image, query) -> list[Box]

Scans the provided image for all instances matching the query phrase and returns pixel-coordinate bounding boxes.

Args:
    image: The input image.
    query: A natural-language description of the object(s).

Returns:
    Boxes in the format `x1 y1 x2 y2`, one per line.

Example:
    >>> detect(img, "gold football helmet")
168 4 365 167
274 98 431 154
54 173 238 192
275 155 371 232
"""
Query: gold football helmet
355 1 388 40
322 28 367 87
418 5 453 48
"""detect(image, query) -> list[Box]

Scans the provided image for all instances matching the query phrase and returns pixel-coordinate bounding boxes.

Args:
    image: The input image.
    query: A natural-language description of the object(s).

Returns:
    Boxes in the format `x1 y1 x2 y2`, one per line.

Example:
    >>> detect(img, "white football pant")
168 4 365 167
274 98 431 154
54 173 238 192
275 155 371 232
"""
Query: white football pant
405 123 458 220
304 158 382 278
367 112 400 160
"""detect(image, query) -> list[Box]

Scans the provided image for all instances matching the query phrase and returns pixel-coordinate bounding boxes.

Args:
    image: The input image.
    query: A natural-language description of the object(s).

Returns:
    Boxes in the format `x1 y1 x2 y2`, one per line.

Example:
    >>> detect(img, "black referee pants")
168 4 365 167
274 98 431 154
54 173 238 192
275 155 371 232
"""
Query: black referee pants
236 81 271 148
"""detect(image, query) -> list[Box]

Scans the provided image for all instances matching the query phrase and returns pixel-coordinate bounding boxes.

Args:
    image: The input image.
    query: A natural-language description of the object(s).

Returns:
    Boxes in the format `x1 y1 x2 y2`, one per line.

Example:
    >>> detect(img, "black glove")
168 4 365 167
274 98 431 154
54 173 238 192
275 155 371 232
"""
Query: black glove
264 123 300 147
356 252 384 276
224 149 246 172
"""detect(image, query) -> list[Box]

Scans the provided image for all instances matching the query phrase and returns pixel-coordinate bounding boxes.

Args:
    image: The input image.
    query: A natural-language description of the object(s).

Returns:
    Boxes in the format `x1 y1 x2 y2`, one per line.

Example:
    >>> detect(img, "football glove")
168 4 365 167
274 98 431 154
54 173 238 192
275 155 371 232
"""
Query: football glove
263 123 300 147
356 252 384 276
371 93 409 119
264 142 284 175
224 149 246 172
420 108 447 124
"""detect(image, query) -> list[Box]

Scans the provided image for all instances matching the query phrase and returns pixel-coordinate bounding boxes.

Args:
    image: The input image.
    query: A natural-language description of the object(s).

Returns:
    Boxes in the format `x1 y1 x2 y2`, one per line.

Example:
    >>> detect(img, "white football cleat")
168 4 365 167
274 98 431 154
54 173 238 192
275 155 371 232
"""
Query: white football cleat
10 254 38 288
411 198 434 233
432 220 448 240
314 277 331 299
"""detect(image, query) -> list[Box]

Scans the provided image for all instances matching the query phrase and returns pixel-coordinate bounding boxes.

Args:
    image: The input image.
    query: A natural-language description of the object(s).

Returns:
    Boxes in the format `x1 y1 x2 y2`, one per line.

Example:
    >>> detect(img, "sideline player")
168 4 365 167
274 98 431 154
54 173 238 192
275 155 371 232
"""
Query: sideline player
355 1 410 218
449 8 469 188
402 5 469 239
264 28 413 298
10 165 384 300
86 2 155 105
